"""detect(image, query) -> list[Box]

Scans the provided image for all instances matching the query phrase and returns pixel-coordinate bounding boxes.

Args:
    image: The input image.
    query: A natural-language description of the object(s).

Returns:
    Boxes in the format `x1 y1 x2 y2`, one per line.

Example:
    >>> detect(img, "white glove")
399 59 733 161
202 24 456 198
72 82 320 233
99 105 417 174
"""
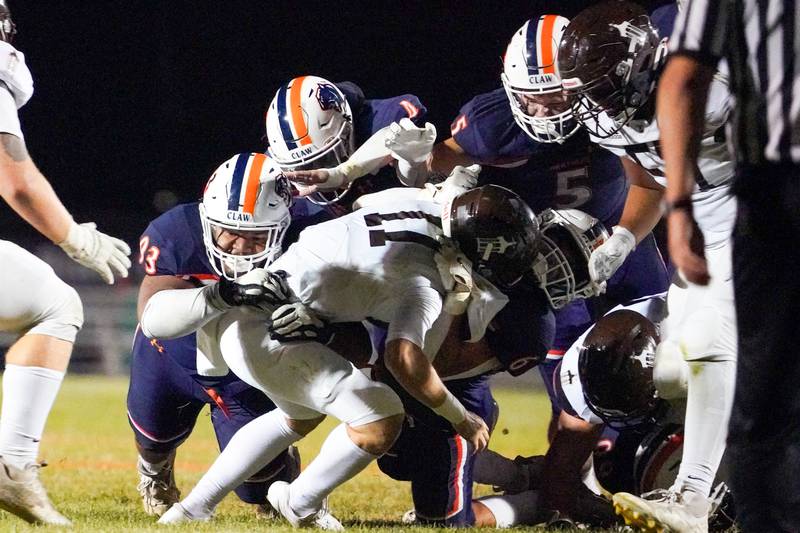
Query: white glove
58 221 131 284
384 118 437 163
588 225 636 284
421 164 481 205
434 235 473 315
269 302 331 343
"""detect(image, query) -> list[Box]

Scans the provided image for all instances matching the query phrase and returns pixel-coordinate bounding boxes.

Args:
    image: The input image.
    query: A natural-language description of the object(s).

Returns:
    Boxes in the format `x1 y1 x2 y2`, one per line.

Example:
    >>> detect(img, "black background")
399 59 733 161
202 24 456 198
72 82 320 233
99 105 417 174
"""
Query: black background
2 1 670 246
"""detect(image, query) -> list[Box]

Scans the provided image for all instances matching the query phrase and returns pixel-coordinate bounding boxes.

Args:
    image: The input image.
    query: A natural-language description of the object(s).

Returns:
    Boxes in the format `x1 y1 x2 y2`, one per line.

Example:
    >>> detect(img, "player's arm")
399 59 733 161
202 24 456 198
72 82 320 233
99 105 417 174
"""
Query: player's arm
429 137 479 176
617 157 665 242
539 411 603 517
139 269 285 340
657 54 716 285
0 133 73 243
383 287 489 452
588 157 664 284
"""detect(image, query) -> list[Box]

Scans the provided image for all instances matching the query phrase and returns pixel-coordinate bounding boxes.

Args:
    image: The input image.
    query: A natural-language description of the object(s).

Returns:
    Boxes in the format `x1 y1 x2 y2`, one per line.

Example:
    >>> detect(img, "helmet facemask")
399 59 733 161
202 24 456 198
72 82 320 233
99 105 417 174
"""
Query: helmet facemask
0 1 15 44
502 76 579 144
533 209 608 309
501 15 577 144
200 153 292 280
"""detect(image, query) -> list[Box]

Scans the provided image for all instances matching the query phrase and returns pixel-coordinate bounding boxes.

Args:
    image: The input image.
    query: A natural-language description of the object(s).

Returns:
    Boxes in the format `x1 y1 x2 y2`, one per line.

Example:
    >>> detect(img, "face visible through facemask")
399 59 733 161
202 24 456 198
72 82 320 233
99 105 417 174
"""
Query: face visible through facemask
516 91 571 118
211 226 271 277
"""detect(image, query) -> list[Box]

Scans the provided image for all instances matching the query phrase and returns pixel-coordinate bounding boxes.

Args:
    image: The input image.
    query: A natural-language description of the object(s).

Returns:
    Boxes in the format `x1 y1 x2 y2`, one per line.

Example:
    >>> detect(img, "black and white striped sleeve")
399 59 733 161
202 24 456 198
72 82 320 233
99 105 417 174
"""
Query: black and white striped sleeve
669 0 731 65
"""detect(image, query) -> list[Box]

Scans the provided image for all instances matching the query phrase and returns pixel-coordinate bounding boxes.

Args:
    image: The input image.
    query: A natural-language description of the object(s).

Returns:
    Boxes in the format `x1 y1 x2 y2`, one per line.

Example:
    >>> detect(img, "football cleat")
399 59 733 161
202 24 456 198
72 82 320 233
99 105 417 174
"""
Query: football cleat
0 458 71 525
137 452 180 517
267 480 344 531
401 508 416 524
157 502 211 524
613 489 710 533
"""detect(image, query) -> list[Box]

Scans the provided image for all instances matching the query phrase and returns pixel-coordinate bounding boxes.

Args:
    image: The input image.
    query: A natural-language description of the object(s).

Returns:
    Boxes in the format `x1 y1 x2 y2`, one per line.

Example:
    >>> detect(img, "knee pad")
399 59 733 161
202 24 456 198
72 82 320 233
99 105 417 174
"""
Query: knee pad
654 340 689 400
28 282 83 343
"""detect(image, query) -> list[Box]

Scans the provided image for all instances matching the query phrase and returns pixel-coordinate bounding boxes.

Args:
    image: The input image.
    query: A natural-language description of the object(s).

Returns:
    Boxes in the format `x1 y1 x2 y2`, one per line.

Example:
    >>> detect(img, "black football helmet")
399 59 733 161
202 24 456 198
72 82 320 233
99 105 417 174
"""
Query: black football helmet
578 309 665 427
0 1 15 44
445 185 540 288
558 0 666 138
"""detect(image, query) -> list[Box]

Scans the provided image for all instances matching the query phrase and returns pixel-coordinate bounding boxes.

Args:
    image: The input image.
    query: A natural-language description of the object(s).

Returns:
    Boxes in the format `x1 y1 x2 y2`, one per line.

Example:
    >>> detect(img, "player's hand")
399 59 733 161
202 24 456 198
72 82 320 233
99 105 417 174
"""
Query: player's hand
667 208 709 285
58 221 132 284
453 411 490 453
269 302 332 343
384 118 437 163
444 164 480 190
217 269 293 309
284 168 330 187
284 168 346 191
587 226 635 284
434 235 473 315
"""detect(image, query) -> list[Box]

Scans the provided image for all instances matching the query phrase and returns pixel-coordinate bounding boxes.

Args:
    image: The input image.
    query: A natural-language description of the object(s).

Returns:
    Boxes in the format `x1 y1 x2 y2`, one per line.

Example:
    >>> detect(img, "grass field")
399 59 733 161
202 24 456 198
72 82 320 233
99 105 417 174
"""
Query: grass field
0 376 560 532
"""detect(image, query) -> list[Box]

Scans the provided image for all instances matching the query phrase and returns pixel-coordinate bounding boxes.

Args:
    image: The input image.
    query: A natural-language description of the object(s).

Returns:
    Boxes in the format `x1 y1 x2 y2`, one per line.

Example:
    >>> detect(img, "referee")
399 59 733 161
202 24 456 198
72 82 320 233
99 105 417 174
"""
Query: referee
658 1 800 531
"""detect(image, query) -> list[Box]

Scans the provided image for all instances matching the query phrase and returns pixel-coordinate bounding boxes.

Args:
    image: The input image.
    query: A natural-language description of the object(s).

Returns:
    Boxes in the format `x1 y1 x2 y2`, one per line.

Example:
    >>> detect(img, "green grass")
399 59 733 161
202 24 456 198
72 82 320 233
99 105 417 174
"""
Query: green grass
0 376 560 532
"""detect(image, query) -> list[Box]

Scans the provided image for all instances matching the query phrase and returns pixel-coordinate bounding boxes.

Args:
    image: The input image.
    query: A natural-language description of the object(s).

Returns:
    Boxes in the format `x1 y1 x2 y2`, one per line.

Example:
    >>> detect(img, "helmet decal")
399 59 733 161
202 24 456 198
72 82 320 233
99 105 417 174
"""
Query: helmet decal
316 82 347 113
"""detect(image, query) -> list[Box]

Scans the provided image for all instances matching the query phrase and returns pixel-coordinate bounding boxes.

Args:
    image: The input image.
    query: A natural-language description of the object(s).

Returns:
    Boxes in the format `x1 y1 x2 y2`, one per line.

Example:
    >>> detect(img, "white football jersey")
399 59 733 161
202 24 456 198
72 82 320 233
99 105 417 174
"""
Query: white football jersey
588 75 736 244
270 198 446 349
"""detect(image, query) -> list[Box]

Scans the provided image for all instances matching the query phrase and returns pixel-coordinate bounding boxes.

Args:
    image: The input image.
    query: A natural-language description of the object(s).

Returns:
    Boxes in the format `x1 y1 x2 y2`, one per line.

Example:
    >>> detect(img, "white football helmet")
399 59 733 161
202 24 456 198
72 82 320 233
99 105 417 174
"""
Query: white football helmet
501 15 578 144
265 75 355 205
199 153 292 280
533 208 609 309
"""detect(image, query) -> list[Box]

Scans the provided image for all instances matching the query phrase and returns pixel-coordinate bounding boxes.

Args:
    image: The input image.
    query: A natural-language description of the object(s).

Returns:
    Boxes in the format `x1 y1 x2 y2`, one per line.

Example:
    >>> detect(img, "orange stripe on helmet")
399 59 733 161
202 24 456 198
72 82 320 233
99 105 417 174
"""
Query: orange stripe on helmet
539 14 557 74
289 76 312 146
242 153 266 215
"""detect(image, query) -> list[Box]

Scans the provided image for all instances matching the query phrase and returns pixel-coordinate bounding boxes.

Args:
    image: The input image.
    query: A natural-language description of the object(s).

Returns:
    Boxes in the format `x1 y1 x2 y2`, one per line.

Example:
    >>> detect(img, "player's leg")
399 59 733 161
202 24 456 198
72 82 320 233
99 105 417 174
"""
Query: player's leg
205 376 300 513
615 244 736 532
0 241 82 526
274 360 404 523
163 405 318 523
126 335 205 516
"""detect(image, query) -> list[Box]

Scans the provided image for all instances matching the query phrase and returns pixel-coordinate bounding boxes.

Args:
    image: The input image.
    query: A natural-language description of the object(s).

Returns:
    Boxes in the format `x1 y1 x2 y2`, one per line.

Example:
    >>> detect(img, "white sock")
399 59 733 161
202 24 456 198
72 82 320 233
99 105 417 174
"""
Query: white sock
676 359 735 497
180 409 301 518
472 449 528 492
288 423 377 517
0 364 64 468
477 490 540 528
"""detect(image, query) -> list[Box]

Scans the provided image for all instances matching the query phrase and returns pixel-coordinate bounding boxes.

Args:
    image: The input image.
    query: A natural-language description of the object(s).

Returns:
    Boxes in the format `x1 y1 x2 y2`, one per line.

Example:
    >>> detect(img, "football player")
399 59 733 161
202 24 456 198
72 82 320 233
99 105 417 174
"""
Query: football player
127 153 302 517
156 184 539 529
558 1 736 530
424 14 670 462
264 75 435 232
0 2 130 525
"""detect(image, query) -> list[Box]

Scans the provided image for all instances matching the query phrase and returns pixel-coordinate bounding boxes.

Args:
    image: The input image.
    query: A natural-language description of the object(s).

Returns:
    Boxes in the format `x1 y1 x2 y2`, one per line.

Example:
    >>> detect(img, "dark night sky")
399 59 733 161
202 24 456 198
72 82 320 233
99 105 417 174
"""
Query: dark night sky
1 1 670 246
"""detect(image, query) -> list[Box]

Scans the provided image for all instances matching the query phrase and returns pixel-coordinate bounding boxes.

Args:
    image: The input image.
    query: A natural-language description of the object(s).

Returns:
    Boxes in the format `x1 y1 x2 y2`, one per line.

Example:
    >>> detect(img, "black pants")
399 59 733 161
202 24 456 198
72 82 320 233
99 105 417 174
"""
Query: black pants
729 164 800 532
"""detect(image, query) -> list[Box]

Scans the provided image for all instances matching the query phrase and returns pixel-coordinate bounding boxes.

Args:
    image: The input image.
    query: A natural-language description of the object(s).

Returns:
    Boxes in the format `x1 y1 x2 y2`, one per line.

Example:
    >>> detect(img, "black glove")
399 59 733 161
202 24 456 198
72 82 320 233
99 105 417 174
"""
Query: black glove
216 269 293 308
269 302 333 344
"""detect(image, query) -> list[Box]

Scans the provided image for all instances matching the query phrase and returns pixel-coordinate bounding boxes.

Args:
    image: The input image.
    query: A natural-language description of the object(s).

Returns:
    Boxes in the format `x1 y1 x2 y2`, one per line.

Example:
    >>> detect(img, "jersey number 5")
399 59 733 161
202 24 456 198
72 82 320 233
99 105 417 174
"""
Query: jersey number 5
555 167 592 209
138 236 160 275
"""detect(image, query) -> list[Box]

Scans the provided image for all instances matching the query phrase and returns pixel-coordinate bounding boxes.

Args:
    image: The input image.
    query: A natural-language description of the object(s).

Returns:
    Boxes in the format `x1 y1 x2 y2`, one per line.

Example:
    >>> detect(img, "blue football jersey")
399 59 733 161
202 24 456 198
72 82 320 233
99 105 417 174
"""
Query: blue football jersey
134 202 216 372
451 88 628 226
